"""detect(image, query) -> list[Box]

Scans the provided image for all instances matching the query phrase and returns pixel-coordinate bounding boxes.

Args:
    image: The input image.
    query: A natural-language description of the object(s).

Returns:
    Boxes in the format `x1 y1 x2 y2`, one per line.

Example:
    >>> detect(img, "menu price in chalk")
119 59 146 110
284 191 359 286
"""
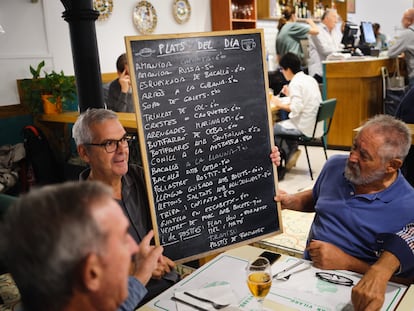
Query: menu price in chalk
128 30 280 261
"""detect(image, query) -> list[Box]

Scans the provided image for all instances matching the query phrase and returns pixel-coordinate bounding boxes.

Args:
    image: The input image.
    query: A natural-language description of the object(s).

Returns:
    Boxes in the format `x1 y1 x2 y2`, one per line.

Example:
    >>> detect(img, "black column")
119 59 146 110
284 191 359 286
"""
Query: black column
61 0 104 112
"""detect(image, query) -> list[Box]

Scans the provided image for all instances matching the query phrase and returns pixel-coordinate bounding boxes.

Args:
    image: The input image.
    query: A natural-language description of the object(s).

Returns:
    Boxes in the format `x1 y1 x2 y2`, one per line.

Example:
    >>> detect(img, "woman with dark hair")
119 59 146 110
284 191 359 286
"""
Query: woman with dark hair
271 53 322 170
276 6 319 64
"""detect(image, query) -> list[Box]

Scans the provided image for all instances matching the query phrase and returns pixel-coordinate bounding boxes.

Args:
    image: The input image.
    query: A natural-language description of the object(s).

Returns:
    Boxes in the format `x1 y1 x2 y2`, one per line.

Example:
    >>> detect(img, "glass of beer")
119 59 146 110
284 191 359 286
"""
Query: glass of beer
246 257 272 310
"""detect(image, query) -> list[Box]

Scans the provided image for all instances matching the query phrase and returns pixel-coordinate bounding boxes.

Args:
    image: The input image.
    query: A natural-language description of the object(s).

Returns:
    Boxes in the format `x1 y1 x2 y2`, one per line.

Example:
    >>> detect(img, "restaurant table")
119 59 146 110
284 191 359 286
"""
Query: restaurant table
138 245 413 311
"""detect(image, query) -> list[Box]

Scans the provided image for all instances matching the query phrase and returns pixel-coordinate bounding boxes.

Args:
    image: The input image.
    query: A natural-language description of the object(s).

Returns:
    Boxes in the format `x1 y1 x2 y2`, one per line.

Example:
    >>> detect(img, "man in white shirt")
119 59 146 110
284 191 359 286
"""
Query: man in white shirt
271 52 322 170
308 9 342 83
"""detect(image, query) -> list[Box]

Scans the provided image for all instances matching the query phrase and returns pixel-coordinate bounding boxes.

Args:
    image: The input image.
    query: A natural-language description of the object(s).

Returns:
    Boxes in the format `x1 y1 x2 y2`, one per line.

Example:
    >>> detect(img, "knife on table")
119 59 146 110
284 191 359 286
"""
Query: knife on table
171 296 209 311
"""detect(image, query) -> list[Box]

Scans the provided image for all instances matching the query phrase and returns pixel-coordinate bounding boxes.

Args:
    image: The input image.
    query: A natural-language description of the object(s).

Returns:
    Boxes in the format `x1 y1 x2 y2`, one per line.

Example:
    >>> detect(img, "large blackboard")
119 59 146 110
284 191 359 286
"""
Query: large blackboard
126 29 281 263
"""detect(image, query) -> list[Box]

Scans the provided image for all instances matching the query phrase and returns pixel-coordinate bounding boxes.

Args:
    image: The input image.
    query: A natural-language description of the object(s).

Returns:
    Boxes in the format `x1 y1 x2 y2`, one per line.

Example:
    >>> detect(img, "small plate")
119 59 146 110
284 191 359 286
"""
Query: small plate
133 1 157 34
173 0 191 24
93 0 113 21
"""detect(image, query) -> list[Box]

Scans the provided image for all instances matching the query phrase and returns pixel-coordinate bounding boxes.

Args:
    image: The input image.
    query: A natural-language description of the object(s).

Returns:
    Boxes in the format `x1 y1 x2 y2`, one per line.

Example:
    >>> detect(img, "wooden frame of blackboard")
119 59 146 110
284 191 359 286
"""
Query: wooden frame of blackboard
125 29 282 264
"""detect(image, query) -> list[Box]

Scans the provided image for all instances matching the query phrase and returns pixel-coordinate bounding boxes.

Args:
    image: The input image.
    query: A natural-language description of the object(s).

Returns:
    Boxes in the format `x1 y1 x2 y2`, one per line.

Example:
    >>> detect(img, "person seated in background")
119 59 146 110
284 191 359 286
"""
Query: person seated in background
106 53 134 112
72 108 179 305
373 23 387 50
271 52 322 170
388 8 414 88
352 223 414 311
274 114 414 274
0 181 163 311
308 9 342 83
275 5 319 65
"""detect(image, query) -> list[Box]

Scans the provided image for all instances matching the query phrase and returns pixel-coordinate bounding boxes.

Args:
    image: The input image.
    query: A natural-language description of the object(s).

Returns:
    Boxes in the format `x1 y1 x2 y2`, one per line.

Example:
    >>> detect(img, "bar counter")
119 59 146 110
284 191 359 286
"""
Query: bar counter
323 55 396 148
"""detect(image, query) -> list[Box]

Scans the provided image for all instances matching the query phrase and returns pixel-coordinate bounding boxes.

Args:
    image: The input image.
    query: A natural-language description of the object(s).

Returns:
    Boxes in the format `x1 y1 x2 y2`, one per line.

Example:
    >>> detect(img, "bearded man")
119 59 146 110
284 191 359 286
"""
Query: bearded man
274 114 414 274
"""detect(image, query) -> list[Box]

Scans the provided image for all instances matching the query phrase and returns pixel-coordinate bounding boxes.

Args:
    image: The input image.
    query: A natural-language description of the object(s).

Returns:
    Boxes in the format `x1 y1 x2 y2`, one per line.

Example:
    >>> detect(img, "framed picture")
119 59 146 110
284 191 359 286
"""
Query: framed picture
347 0 355 13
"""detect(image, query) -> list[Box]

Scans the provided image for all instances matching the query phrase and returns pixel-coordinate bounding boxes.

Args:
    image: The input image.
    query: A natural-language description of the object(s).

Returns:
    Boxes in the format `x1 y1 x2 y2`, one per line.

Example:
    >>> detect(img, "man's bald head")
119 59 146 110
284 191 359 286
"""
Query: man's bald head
402 8 414 28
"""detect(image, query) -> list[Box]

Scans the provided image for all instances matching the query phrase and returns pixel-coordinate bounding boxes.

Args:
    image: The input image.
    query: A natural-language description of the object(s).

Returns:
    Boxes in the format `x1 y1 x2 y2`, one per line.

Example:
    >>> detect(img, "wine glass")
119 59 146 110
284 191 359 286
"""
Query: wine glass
246 257 272 310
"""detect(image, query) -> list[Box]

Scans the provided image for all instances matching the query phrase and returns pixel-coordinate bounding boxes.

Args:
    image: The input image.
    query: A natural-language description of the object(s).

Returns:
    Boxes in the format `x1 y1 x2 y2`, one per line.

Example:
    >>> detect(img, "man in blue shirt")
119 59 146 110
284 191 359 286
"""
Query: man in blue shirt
276 114 414 274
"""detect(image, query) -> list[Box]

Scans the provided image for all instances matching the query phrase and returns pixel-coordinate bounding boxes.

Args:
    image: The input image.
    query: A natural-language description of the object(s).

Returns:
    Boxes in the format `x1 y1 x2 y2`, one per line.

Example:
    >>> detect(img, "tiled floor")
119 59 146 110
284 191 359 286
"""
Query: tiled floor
278 145 349 193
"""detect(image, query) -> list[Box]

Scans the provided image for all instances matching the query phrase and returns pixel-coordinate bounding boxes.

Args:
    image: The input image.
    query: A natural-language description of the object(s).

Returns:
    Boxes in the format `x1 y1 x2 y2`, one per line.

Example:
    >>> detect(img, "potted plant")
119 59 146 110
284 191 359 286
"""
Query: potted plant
18 61 78 115
40 70 77 114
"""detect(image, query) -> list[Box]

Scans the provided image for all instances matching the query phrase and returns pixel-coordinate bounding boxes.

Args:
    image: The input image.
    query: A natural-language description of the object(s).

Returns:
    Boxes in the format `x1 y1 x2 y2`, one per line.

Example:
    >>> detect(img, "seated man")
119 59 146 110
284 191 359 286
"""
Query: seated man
72 108 179 304
271 52 322 170
106 53 134 112
352 223 414 310
0 181 163 311
275 114 414 274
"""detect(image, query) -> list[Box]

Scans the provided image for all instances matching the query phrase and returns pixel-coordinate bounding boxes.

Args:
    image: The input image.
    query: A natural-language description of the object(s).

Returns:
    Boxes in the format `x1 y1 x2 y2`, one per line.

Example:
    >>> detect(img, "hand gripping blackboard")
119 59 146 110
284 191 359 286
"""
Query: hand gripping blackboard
125 29 282 263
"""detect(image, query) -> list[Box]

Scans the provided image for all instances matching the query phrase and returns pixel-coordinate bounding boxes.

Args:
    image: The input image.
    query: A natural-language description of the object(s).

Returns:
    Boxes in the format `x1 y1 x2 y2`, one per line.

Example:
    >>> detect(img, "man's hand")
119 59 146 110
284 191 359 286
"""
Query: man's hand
132 230 163 285
274 189 314 212
151 255 176 279
307 240 370 273
352 252 400 311
307 240 350 270
119 69 131 93
270 146 281 166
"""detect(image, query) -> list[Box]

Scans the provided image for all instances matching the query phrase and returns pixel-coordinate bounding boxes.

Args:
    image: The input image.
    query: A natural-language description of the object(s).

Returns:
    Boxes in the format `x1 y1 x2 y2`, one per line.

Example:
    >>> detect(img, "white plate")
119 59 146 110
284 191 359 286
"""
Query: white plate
173 0 191 24
133 1 157 34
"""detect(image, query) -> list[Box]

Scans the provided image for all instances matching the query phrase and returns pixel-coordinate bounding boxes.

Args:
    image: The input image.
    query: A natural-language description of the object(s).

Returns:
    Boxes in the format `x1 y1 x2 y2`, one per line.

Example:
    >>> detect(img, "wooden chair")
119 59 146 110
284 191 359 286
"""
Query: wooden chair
279 98 337 180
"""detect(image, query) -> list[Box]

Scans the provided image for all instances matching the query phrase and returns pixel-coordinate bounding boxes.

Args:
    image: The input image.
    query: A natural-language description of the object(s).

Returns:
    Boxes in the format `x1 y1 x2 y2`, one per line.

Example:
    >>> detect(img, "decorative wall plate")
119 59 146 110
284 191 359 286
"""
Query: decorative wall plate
133 1 157 34
93 0 114 21
173 0 191 24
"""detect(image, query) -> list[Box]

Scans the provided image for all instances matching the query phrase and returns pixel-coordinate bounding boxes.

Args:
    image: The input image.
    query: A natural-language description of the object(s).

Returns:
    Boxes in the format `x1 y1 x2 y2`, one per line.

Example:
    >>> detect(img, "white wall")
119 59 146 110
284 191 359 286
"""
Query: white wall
346 0 412 40
0 0 413 107
0 0 211 106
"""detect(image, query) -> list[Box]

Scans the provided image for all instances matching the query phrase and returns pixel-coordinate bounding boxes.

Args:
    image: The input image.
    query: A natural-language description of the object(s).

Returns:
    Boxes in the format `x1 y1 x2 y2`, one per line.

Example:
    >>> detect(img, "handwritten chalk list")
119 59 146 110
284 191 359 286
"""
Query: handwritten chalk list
126 29 281 262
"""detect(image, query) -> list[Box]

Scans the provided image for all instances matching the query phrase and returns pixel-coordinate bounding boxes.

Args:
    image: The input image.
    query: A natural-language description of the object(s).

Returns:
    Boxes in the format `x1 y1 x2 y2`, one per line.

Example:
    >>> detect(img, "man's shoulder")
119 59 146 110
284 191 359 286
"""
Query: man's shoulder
324 154 348 168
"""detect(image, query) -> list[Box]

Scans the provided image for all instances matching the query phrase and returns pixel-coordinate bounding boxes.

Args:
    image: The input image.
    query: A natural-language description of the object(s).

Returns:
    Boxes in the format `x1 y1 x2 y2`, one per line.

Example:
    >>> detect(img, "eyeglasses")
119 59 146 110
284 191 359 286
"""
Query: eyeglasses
315 272 354 287
84 134 134 153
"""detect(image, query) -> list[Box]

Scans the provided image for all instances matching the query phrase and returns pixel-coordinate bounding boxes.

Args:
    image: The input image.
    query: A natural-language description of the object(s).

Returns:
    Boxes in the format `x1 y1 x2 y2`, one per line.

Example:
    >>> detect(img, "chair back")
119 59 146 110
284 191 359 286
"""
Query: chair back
312 98 337 138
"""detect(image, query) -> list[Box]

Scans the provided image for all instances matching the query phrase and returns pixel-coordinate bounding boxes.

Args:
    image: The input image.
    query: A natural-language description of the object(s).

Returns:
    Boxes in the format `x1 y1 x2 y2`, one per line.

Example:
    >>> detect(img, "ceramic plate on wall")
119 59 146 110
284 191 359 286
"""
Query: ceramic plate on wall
133 1 157 34
173 0 191 24
93 0 114 21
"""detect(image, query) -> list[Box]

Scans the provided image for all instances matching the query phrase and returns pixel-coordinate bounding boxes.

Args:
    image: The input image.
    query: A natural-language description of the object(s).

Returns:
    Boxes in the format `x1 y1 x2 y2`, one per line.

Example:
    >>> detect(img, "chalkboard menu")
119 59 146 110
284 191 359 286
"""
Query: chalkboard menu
126 29 281 263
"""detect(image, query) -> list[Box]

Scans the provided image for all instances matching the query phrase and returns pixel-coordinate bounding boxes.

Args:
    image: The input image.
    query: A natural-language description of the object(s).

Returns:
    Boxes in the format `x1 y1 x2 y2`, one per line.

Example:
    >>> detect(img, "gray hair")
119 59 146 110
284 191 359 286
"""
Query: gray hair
72 108 118 146
359 114 411 162
321 8 337 21
0 181 113 311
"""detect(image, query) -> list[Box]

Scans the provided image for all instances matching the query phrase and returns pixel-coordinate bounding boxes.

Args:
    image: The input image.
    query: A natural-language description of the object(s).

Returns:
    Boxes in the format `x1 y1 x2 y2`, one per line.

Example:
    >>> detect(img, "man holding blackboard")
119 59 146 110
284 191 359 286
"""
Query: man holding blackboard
73 109 179 307
271 52 322 171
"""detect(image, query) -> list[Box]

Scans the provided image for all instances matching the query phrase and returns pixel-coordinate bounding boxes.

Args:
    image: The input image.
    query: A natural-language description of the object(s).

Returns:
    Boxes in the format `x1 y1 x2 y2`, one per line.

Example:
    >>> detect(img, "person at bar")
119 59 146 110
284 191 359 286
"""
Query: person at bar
308 9 342 83
388 8 414 87
0 181 163 311
276 5 319 65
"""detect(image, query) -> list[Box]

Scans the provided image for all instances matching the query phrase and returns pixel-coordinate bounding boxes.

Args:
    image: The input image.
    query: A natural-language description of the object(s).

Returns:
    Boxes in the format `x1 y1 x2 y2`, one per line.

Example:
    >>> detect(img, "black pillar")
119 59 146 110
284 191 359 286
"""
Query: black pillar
60 0 104 112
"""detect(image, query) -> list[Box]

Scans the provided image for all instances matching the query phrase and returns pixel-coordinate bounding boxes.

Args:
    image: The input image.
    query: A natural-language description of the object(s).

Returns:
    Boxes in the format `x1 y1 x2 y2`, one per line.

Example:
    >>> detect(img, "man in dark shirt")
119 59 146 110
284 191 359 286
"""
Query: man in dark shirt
106 53 134 112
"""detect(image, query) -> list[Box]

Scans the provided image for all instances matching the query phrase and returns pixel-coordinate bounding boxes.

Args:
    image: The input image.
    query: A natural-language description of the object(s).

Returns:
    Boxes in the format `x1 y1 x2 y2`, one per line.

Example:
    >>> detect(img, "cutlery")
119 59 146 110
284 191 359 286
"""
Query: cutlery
184 291 230 309
171 296 209 311
273 260 310 280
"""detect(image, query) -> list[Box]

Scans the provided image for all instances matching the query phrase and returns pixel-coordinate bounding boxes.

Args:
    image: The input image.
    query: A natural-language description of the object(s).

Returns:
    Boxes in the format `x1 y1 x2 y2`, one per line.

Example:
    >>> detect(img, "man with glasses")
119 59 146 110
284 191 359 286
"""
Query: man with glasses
72 109 178 307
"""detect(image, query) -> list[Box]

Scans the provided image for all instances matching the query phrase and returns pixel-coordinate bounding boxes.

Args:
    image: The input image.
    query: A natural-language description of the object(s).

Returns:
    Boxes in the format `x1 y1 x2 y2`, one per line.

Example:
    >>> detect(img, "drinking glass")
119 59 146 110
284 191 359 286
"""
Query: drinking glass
246 257 272 310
